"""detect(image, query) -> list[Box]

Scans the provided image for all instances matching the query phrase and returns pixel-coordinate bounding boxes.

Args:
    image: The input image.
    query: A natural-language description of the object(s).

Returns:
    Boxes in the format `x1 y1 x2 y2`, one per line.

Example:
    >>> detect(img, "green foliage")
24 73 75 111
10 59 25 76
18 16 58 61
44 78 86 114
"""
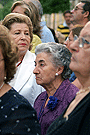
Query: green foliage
39 0 70 14
0 0 13 20
0 0 70 20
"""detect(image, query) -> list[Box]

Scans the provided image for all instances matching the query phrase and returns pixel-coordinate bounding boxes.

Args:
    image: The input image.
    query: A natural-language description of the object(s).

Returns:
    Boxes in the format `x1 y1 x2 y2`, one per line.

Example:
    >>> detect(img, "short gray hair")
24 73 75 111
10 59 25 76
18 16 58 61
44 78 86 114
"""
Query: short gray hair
35 42 72 80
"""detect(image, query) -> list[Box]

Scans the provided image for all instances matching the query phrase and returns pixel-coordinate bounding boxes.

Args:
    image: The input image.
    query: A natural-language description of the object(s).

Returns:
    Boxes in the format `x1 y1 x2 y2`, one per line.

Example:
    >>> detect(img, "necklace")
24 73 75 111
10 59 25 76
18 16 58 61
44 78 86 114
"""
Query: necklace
0 82 4 89
76 86 90 95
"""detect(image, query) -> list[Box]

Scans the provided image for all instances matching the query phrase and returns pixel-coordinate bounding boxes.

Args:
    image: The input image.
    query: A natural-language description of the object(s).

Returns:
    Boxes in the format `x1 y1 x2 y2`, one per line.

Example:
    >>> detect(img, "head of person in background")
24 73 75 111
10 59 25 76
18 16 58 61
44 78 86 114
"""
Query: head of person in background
11 0 41 38
23 0 43 20
23 0 55 43
2 13 33 62
63 10 71 27
33 42 79 135
64 24 84 89
70 0 90 25
64 24 84 53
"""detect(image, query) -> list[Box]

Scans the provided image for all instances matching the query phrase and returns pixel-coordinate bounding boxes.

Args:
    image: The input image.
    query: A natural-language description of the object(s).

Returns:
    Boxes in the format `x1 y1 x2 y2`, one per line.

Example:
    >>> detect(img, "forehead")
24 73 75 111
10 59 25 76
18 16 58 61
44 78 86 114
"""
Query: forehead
80 23 90 37
64 13 71 17
75 2 85 8
10 22 29 30
12 6 25 14
36 52 51 62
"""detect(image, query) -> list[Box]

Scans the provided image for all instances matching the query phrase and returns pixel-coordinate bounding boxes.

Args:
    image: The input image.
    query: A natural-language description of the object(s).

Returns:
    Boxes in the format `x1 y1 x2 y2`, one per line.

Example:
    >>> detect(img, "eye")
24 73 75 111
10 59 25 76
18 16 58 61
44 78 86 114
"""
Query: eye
25 32 30 35
40 63 45 67
15 32 20 35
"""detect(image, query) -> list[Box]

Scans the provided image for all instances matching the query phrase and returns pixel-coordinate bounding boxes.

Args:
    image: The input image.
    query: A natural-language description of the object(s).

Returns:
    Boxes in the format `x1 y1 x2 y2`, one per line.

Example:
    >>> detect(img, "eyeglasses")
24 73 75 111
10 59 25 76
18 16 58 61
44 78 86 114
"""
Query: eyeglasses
74 35 90 48
73 6 83 11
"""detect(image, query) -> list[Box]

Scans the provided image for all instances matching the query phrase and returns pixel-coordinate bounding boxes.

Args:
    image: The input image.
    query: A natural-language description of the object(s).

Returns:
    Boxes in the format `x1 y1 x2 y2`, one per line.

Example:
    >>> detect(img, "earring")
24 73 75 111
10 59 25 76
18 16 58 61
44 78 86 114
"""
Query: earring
4 77 6 80
55 73 58 76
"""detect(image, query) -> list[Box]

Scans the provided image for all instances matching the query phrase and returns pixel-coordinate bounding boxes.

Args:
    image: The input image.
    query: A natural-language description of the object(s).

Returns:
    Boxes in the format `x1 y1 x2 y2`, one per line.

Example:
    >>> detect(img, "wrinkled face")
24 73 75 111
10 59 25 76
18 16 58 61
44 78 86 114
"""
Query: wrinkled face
12 6 25 14
9 23 30 55
69 22 90 77
70 2 85 24
64 13 71 25
64 31 74 53
0 48 5 86
33 52 58 87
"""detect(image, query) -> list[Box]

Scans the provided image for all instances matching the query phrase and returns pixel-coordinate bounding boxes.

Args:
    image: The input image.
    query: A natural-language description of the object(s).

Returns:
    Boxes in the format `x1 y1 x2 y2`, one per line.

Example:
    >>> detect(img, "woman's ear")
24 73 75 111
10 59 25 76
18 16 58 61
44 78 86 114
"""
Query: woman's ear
56 66 64 75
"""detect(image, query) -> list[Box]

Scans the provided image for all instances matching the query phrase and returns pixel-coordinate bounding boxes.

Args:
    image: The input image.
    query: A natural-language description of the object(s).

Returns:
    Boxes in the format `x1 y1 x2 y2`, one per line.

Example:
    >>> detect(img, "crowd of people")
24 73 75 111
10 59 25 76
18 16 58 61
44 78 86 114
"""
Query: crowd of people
0 0 90 134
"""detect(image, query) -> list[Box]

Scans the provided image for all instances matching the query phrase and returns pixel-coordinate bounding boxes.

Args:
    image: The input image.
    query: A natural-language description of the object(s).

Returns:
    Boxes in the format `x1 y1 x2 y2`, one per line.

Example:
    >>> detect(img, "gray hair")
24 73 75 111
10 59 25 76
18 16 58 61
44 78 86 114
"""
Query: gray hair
35 42 72 80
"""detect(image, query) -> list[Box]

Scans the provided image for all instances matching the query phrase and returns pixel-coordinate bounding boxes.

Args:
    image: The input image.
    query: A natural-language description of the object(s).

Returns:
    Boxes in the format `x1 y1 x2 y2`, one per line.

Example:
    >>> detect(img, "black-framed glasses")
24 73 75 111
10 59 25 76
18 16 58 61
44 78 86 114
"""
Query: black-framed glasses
74 35 90 48
73 6 83 11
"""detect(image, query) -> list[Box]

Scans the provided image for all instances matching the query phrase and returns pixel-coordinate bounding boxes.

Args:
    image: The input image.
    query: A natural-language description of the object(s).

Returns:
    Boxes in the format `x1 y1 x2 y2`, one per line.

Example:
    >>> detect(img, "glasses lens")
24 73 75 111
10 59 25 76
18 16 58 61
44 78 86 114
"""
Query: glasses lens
74 35 78 41
79 38 84 48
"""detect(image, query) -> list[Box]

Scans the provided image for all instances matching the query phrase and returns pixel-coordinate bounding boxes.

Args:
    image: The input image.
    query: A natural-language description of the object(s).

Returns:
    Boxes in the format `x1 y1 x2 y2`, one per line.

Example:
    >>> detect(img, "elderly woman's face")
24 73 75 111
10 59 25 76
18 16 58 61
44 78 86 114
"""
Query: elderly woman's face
0 48 5 85
33 52 58 87
9 22 30 55
69 23 90 76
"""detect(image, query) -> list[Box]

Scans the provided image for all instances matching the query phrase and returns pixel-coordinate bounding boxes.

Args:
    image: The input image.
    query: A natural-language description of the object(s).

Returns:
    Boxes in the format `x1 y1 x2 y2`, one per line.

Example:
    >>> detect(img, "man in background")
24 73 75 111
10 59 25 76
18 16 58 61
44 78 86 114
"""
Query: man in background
57 10 72 39
70 0 90 25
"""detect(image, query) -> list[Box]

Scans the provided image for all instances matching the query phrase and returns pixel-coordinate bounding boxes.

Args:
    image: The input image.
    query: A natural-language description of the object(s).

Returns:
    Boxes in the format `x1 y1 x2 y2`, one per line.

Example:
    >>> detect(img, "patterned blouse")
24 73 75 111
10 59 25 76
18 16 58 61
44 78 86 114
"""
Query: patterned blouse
0 87 41 135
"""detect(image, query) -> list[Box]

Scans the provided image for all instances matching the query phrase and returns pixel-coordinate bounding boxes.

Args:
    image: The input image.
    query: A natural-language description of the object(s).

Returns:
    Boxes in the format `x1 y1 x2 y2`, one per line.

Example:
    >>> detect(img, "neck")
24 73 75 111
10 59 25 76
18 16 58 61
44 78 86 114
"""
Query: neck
18 50 27 62
43 77 63 97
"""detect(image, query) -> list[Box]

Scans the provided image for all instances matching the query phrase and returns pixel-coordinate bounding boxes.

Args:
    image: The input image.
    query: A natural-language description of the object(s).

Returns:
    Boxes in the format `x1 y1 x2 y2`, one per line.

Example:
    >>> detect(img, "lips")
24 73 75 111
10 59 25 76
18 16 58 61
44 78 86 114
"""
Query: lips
71 56 75 61
19 43 27 46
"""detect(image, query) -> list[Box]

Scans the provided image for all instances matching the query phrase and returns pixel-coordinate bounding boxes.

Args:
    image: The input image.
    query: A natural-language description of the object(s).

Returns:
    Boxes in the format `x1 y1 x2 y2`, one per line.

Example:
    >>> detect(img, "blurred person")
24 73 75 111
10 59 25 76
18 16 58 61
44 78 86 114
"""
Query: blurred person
70 0 90 25
23 0 55 43
33 42 79 135
0 24 41 135
46 20 90 135
57 10 71 39
11 0 42 53
2 13 44 107
64 24 84 89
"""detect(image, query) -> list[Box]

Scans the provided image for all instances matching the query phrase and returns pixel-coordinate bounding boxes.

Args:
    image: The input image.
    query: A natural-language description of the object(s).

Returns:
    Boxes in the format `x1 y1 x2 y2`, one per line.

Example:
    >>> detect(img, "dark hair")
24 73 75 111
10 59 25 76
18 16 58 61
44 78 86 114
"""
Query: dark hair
0 25 18 83
81 1 90 14
63 10 71 16
71 24 84 37
35 42 72 80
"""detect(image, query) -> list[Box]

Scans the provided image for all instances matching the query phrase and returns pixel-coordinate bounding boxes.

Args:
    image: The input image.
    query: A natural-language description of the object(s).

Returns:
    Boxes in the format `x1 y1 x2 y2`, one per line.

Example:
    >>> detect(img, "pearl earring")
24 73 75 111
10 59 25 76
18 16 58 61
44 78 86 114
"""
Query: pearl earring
4 77 6 80
55 73 58 76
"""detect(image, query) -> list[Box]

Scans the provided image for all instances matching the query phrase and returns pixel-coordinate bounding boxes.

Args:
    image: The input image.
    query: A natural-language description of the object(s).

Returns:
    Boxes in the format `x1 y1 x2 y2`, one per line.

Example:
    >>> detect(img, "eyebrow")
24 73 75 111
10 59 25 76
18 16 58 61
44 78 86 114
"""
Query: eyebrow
34 59 45 63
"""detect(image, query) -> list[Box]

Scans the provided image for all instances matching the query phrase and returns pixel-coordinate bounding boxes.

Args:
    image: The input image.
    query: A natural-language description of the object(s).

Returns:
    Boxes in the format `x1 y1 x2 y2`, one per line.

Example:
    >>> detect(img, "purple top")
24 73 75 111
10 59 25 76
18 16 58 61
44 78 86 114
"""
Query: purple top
34 79 79 135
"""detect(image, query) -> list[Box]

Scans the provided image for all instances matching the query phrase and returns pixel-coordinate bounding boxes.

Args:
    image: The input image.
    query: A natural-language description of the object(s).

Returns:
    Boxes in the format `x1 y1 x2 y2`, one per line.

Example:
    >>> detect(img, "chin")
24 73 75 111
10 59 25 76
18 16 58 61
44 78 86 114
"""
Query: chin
69 62 75 71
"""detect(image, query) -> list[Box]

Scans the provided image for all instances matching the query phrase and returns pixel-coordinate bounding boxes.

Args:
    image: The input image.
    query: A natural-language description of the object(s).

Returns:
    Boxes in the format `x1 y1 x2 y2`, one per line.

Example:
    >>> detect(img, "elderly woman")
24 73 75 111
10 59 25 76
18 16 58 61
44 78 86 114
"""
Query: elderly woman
46 21 90 135
33 42 79 135
11 0 42 53
0 24 41 134
2 13 44 106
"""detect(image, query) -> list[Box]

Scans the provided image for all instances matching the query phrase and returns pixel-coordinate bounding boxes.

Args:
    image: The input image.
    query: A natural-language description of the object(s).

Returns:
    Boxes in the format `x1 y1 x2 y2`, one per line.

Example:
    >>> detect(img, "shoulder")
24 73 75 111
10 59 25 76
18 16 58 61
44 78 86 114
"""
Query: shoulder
58 24 65 28
34 91 46 106
61 80 79 101
0 88 41 135
24 50 36 60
